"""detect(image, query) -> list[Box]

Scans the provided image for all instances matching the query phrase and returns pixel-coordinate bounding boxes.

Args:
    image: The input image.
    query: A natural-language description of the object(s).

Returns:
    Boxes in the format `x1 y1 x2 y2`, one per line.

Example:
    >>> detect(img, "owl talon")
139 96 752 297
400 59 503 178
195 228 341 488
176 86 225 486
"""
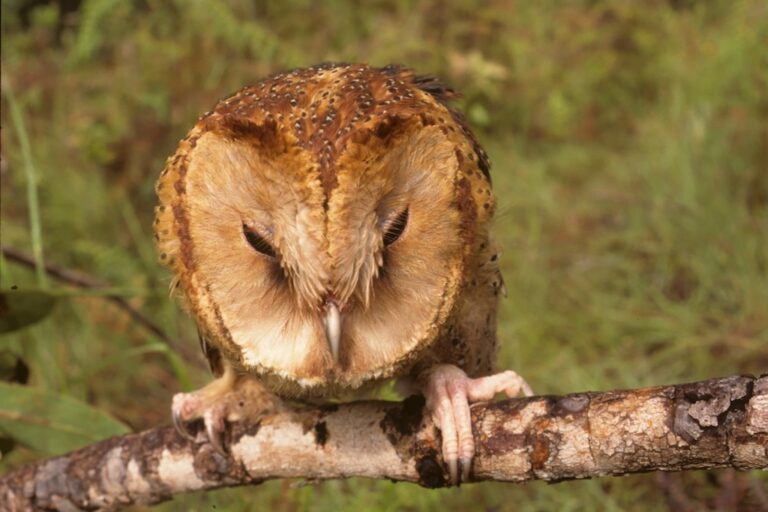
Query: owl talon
172 394 199 441
423 364 532 486
448 459 459 486
204 410 227 455
172 412 196 441
460 456 472 484
172 393 229 453
170 367 276 454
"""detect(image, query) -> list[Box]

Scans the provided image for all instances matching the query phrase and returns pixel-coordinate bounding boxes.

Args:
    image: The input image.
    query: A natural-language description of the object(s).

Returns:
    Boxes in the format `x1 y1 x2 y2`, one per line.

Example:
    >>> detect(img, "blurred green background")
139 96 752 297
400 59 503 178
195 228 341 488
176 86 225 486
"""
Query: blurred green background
1 0 767 510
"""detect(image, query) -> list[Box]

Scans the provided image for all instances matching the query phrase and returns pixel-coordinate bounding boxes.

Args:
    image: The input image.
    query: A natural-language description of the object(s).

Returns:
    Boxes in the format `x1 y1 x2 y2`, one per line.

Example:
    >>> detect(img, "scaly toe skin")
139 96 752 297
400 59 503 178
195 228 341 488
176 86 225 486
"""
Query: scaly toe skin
465 370 534 402
433 399 460 485
422 364 533 486
424 365 474 485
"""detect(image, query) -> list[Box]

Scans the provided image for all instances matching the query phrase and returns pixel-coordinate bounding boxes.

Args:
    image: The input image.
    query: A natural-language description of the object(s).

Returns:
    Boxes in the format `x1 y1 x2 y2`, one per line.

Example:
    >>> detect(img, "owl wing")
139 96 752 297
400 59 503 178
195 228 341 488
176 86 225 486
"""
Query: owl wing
198 328 224 377
408 238 504 379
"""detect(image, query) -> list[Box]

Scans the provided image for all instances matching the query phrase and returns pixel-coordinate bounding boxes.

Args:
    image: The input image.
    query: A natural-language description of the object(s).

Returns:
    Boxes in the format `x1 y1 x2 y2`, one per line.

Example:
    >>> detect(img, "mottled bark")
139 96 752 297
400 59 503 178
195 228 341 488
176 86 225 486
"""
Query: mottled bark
1 374 766 511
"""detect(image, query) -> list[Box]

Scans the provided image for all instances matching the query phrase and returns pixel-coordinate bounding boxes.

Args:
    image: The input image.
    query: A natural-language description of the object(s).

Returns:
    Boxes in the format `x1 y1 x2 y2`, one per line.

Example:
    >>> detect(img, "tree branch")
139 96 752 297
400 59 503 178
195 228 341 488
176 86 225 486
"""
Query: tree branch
1 374 766 511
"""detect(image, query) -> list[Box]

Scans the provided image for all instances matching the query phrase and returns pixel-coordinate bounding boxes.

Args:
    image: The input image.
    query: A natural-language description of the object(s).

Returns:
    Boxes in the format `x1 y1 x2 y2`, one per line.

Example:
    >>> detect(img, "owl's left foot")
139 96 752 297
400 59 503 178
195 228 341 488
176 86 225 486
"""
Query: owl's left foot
421 364 533 485
171 368 277 454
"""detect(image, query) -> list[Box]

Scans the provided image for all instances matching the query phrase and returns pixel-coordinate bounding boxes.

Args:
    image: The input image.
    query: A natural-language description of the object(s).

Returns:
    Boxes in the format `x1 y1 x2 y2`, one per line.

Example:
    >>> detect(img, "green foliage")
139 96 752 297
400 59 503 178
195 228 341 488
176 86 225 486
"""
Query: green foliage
1 0 767 509
0 290 58 333
0 382 130 455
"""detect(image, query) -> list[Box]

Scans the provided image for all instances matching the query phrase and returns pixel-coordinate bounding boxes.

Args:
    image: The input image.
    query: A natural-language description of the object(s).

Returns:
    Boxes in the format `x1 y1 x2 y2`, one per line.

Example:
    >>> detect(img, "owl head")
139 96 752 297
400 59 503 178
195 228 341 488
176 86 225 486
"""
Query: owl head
154 64 493 394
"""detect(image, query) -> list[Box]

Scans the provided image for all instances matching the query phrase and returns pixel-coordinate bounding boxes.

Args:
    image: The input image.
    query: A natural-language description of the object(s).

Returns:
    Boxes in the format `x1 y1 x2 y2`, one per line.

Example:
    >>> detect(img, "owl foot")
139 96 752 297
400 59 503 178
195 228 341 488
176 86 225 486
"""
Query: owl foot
171 368 276 454
422 364 533 485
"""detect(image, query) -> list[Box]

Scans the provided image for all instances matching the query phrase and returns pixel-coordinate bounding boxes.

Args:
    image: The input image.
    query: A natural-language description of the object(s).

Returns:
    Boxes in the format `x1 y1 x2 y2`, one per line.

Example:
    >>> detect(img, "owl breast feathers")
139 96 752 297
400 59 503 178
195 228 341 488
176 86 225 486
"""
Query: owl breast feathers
154 63 499 397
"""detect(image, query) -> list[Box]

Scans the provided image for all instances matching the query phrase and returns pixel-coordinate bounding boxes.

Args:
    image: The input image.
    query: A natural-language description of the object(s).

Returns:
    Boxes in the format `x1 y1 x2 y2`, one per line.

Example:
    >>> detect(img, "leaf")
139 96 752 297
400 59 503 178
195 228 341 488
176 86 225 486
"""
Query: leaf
0 290 58 333
0 351 29 384
0 434 16 458
0 382 131 455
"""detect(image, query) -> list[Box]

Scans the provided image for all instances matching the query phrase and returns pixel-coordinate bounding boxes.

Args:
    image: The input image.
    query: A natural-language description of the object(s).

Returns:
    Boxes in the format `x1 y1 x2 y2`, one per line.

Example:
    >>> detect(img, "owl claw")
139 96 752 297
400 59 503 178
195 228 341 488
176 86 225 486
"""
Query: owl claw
446 457 472 486
172 404 196 441
448 459 459 486
172 392 230 453
171 399 227 454
204 410 226 455
460 456 472 484
423 364 532 486
170 370 276 454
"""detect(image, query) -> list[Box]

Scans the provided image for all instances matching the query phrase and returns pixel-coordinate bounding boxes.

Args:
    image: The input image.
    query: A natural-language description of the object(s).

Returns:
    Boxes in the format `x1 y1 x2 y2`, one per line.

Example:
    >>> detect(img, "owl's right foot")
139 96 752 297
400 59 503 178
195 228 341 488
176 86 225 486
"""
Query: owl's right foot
171 368 276 454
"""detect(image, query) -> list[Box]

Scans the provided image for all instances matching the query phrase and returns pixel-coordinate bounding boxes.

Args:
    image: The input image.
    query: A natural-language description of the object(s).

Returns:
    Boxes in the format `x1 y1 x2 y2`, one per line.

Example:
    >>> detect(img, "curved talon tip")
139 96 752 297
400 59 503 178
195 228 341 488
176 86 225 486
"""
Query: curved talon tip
522 382 534 397
448 458 459 486
460 457 472 483
172 409 196 441
206 418 227 455
205 417 227 456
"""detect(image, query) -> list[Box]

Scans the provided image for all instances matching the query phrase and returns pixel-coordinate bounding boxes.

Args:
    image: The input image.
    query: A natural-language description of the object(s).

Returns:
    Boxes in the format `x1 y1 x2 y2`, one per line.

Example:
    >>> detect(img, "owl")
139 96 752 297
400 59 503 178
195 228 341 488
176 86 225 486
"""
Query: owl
154 63 531 484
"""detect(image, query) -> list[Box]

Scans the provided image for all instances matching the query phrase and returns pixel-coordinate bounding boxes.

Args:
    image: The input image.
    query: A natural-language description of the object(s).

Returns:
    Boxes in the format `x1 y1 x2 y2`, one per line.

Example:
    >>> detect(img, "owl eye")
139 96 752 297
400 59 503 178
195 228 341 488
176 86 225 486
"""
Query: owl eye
383 208 409 246
242 223 277 258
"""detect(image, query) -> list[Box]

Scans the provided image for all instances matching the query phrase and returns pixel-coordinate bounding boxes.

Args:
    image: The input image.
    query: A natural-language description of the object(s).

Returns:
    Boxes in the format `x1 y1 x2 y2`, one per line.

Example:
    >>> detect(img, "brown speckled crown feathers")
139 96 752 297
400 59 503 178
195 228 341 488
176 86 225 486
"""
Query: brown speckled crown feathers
197 63 490 196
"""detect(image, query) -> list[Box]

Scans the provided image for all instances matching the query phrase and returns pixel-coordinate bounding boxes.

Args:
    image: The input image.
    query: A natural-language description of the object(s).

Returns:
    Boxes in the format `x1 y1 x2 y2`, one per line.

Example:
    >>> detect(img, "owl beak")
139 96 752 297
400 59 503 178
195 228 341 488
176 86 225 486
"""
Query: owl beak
324 300 341 363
